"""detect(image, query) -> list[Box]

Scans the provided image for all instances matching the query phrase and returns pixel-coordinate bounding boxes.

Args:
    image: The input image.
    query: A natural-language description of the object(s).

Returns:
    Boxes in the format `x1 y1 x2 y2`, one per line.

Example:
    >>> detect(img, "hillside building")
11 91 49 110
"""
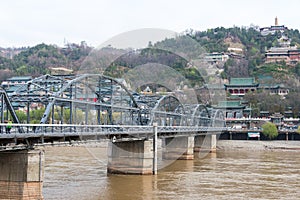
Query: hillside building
1 76 33 110
1 76 32 90
224 77 259 96
259 84 289 96
204 52 229 63
265 46 300 64
213 101 246 118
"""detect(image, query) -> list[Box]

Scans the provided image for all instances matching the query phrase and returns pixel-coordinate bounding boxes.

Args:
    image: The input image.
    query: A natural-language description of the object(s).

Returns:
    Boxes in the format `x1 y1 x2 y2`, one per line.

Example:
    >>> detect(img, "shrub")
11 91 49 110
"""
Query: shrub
261 122 278 139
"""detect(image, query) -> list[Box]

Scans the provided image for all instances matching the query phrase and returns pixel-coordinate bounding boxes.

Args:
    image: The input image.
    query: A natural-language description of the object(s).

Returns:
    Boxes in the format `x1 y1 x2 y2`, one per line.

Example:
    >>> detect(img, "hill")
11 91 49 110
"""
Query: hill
0 42 92 81
1 26 300 86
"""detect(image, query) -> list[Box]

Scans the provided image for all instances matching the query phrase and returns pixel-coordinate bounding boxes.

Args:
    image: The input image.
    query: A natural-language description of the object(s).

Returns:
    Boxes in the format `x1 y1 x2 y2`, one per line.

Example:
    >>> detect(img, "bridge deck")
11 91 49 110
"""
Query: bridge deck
0 124 225 151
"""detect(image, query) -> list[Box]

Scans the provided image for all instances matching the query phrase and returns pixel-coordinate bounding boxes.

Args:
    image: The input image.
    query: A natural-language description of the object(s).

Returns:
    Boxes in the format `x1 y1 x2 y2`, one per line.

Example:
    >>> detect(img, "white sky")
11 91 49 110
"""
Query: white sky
1 0 300 48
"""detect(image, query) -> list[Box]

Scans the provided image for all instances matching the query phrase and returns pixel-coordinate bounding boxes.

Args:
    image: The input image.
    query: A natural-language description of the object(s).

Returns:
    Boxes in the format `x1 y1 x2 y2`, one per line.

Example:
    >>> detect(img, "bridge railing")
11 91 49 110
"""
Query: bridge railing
0 123 227 139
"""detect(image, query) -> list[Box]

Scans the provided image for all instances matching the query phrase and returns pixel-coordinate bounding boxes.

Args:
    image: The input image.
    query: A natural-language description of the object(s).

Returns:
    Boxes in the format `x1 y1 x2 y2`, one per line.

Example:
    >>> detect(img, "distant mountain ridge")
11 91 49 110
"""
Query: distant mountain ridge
0 42 92 81
1 25 300 85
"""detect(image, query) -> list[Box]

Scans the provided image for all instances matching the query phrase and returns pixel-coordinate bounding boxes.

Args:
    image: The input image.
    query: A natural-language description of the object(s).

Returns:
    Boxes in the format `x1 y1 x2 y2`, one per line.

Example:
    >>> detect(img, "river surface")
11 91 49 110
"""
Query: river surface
43 143 300 200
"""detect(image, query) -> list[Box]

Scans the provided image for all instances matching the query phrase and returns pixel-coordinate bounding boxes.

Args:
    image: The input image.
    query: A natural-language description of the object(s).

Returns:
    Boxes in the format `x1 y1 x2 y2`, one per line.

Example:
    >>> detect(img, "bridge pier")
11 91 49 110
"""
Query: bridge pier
194 134 217 153
0 149 44 200
162 136 194 160
107 140 153 175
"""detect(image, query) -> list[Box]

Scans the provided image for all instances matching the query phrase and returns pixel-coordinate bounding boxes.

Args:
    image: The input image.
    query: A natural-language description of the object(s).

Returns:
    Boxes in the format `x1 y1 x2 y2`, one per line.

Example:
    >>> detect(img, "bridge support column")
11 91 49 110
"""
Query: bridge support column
107 140 153 175
0 149 44 200
162 136 194 160
194 134 217 153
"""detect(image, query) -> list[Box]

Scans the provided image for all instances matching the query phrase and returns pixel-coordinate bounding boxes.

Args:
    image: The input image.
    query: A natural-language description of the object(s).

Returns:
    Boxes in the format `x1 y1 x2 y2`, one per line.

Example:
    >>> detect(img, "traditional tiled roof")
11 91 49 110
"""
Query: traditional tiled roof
270 112 284 118
5 85 22 93
7 76 32 81
259 83 287 89
224 78 259 88
229 78 256 85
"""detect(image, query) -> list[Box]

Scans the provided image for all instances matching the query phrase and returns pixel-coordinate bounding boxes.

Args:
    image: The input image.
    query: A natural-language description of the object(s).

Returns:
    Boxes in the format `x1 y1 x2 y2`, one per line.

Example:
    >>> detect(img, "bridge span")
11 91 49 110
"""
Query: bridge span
0 74 226 199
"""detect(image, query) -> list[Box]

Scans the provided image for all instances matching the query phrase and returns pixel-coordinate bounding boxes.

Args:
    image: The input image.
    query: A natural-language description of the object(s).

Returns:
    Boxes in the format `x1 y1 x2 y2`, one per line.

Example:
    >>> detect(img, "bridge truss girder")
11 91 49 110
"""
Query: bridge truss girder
10 74 141 126
3 74 225 131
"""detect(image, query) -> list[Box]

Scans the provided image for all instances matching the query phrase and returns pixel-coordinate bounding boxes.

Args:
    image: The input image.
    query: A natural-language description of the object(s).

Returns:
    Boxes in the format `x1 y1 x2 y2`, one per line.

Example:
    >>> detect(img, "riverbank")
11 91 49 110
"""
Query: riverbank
42 139 300 151
217 140 300 151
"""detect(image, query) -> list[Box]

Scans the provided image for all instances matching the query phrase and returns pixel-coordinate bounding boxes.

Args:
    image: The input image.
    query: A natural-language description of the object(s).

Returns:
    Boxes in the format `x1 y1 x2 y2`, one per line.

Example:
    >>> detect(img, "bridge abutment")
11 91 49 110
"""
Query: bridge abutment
162 136 194 160
107 140 153 175
194 134 217 153
0 149 44 200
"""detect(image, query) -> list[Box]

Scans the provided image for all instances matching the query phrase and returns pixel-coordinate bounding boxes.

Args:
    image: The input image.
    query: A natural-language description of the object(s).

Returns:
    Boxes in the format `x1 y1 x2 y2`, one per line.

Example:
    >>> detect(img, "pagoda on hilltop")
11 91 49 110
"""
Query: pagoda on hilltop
264 17 300 65
260 17 288 36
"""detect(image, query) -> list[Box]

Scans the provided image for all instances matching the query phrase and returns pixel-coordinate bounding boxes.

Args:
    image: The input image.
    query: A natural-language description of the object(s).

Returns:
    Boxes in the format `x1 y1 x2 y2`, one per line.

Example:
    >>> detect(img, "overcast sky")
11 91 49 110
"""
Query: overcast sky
1 0 300 48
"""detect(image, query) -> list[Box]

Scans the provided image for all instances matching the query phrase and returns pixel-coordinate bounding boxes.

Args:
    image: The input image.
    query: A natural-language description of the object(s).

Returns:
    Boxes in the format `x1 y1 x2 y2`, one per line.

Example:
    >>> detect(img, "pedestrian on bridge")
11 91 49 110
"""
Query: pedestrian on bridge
5 120 12 134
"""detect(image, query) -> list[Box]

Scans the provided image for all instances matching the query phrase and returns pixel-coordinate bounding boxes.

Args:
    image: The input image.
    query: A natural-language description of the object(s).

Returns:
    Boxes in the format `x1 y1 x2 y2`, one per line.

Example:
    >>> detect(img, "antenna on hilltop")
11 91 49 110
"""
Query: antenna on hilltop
63 38 69 46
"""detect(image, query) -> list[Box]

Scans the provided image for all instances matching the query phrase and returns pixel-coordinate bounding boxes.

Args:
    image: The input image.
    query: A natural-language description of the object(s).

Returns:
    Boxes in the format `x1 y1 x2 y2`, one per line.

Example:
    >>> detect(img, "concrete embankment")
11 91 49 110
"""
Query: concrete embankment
217 140 300 151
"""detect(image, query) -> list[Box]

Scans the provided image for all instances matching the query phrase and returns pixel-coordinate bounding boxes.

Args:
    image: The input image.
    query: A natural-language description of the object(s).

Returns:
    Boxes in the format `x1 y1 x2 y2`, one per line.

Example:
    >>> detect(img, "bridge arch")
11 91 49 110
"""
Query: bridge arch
134 95 185 126
184 104 210 127
209 109 226 128
150 95 184 126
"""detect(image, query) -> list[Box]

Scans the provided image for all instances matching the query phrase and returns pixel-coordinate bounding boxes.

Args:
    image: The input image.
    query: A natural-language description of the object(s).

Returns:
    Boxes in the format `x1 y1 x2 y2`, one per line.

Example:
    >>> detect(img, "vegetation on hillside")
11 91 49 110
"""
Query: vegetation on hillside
190 27 300 79
2 26 300 82
0 42 92 81
2 26 300 115
105 47 204 88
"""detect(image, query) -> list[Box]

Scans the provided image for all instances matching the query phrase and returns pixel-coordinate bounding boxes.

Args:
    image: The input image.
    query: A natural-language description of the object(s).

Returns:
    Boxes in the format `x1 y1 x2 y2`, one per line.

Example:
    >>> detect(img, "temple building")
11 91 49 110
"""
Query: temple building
1 76 32 90
270 112 284 127
265 46 300 64
213 101 246 118
0 76 32 110
263 17 300 64
259 84 289 96
224 77 259 96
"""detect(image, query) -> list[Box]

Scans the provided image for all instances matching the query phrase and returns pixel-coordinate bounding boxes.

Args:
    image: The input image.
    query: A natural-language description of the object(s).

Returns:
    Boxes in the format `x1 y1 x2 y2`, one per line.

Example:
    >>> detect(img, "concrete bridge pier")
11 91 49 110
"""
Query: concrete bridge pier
162 136 194 160
194 134 217 153
107 140 154 175
0 149 44 200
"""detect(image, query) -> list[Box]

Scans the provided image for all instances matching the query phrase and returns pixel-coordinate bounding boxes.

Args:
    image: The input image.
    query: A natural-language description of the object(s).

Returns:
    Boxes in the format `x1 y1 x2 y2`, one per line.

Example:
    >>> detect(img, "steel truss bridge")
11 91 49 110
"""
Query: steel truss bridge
0 74 225 150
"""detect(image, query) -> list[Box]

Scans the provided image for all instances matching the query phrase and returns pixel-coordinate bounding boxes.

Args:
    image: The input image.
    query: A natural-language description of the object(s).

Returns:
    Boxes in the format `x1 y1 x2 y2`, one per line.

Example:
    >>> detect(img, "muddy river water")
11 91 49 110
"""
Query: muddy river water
43 142 300 200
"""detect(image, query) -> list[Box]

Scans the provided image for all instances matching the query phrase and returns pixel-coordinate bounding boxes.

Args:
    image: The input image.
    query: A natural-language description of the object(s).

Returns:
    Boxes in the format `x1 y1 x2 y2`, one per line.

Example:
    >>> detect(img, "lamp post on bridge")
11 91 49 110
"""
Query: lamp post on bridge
153 122 158 175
